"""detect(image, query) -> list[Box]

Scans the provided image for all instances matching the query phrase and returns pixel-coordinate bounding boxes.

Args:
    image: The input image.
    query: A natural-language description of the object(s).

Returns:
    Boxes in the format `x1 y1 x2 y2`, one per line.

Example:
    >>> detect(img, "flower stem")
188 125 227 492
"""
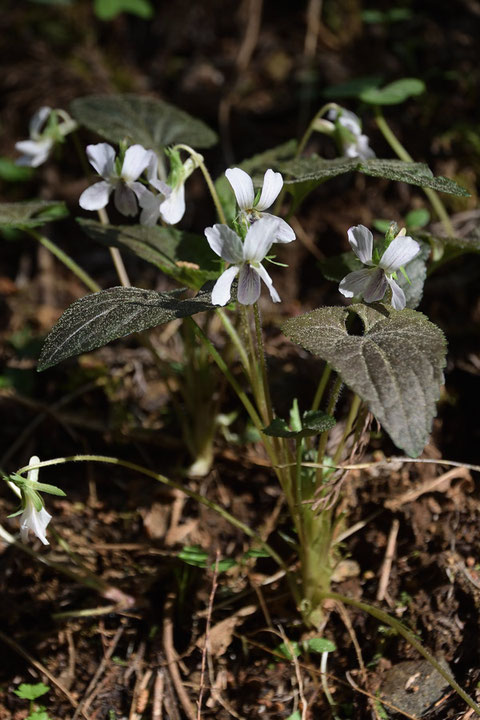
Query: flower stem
27 230 100 293
173 143 226 224
296 102 340 157
373 106 455 238
311 363 332 412
16 455 292 584
253 302 274 426
320 590 480 717
316 374 343 483
96 207 131 287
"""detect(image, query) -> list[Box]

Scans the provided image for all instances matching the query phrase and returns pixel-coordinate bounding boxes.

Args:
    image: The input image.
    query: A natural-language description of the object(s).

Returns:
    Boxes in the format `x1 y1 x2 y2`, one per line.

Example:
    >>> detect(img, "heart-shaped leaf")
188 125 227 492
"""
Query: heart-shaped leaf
38 287 214 371
280 157 469 197
78 219 219 289
0 201 68 230
282 304 446 457
71 94 218 152
360 78 425 105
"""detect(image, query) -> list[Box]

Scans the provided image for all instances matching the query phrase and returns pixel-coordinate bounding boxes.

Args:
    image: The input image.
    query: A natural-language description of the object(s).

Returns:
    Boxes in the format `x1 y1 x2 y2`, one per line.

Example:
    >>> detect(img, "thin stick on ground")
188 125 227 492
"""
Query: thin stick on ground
152 670 165 720
0 628 90 720
197 550 220 720
163 592 197 720
72 625 124 720
377 518 400 603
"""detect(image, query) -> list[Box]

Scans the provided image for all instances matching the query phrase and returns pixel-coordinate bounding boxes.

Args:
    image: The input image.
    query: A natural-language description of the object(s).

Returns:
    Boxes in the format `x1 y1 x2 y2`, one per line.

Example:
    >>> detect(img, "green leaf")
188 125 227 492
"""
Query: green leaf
282 304 446 457
280 156 470 197
78 219 218 290
360 78 426 105
305 637 337 654
405 208 430 229
262 410 335 438
0 201 68 230
93 0 153 20
14 683 49 701
276 641 301 661
0 157 34 182
26 711 50 720
323 75 384 100
302 409 337 434
362 8 413 24
71 94 217 153
38 286 214 371
178 545 208 567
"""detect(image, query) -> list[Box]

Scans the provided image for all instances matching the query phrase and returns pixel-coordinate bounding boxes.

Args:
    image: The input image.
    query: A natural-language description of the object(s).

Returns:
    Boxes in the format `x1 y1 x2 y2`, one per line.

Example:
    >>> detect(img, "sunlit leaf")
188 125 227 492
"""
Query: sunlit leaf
78 219 218 289
280 156 470 196
71 94 218 153
38 287 214 371
282 304 446 457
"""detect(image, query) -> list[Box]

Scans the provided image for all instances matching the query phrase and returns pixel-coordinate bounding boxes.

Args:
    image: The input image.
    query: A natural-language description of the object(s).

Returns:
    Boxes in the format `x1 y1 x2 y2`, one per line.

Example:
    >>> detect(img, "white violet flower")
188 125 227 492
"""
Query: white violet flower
19 456 52 546
79 143 152 216
205 216 286 306
225 167 295 243
140 148 203 226
339 224 420 310
327 108 375 160
15 107 76 167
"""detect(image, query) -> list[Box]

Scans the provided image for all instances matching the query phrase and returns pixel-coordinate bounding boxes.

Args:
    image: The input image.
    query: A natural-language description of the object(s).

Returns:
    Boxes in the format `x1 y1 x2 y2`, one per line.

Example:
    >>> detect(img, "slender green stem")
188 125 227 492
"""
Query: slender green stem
295 440 305 547
241 305 262 404
215 308 250 372
174 143 226 224
296 102 340 157
373 107 454 237
332 393 362 466
316 374 343 483
27 230 101 293
96 207 131 287
253 302 274 426
187 318 265 437
15 455 291 577
311 363 332 412
321 591 480 717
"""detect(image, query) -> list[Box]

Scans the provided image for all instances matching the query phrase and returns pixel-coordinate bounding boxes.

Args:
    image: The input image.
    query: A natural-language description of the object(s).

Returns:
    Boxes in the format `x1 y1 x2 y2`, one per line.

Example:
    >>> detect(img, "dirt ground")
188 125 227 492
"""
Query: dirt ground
1 1 480 718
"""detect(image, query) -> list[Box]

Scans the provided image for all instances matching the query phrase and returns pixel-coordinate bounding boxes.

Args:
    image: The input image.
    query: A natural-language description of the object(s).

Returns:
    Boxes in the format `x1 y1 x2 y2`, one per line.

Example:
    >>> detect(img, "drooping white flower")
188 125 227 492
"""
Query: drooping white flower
339 224 420 310
225 167 295 243
18 456 52 546
79 143 152 216
327 108 375 160
15 107 76 168
140 148 202 226
205 217 284 306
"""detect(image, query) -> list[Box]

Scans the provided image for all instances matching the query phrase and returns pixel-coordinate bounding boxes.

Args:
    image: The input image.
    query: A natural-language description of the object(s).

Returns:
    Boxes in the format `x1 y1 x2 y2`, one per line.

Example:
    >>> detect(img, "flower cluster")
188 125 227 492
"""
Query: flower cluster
79 143 201 226
339 224 420 310
15 107 77 168
206 168 296 306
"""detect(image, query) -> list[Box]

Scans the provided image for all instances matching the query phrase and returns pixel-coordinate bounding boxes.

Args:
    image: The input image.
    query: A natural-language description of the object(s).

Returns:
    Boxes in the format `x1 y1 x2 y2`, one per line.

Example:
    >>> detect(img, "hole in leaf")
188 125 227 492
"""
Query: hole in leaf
346 311 365 337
